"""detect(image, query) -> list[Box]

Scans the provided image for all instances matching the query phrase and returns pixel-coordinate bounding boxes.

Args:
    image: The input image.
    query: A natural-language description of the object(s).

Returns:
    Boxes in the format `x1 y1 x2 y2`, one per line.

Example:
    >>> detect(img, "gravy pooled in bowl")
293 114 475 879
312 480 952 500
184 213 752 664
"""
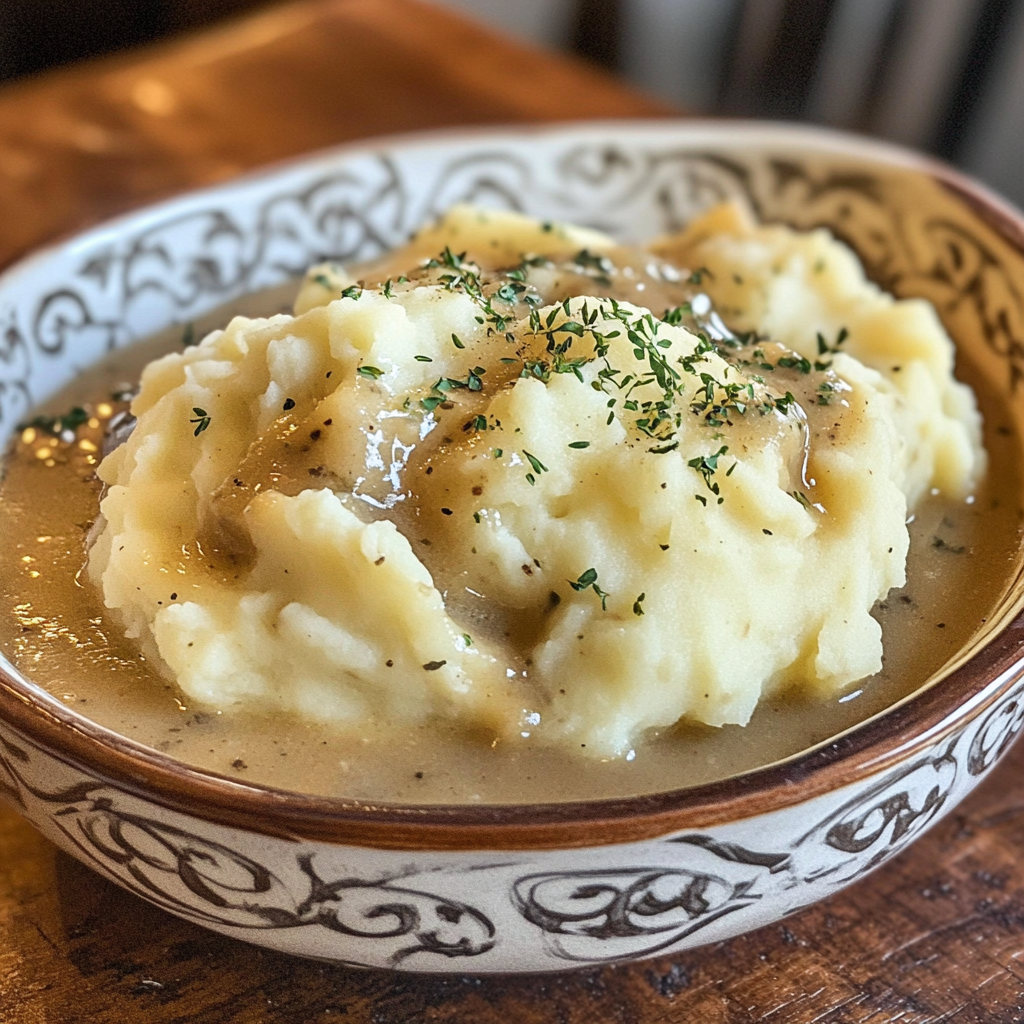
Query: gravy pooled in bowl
0 203 1016 803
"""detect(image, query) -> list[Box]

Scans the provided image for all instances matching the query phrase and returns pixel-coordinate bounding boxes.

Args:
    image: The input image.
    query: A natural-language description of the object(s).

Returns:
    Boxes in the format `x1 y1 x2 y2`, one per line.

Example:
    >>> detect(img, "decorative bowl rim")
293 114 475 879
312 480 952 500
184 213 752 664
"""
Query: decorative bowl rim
2 118 1024 853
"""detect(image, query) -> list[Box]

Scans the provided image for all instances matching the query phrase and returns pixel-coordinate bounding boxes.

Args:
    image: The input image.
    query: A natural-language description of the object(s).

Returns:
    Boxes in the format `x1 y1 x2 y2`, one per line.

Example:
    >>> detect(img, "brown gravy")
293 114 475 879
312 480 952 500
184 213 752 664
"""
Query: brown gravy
0 285 1020 804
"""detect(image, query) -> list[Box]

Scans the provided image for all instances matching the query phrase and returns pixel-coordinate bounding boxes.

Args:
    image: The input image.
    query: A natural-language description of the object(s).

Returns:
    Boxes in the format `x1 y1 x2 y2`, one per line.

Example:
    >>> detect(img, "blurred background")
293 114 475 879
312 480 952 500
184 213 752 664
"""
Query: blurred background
1 0 1023 208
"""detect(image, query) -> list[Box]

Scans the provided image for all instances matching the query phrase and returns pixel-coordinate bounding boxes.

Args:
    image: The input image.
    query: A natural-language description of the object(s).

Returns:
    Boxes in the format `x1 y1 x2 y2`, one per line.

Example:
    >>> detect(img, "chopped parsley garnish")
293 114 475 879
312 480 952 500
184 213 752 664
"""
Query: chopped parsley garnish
313 273 333 290
568 567 610 610
420 366 487 410
523 451 548 475
18 406 90 438
649 440 679 455
573 249 614 275
568 440 590 449
777 354 811 374
661 304 691 326
687 445 729 503
633 593 646 616
340 285 362 300
690 372 755 427
181 323 197 347
570 568 598 590
773 391 798 416
814 326 849 370
357 365 384 379
190 407 211 436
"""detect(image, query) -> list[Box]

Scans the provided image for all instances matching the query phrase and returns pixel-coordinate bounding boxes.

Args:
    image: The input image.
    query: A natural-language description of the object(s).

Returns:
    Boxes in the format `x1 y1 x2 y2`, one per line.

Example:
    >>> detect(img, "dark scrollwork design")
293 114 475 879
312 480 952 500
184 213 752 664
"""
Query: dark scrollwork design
252 158 405 284
512 867 758 963
511 708 1019 963
0 734 29 810
32 289 123 358
116 159 407 330
0 320 31 429
61 804 495 964
423 151 532 220
0 733 494 965
968 678 1024 775
911 219 1024 391
510 833 796 963
291 854 494 962
668 832 791 871
791 741 959 886
122 210 250 314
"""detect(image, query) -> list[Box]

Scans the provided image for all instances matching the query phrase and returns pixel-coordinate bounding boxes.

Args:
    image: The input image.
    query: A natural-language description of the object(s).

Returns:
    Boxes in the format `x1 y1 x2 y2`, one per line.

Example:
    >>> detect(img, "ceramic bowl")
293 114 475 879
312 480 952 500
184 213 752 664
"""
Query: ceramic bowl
3 121 1024 973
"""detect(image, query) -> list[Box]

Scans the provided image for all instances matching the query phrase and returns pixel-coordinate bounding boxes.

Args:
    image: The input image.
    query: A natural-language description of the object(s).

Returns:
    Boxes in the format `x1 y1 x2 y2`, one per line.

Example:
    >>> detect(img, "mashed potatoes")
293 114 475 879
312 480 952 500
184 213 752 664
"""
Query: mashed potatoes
88 203 984 757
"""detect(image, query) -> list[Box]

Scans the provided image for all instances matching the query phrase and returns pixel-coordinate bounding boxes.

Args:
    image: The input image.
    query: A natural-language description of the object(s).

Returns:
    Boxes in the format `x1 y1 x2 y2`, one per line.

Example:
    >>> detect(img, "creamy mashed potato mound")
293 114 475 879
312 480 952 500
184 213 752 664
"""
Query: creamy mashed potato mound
89 203 985 757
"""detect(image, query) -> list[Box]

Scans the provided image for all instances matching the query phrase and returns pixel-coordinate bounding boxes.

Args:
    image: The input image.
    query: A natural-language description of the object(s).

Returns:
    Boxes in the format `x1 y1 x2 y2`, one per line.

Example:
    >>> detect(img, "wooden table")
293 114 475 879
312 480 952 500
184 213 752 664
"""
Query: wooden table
2 1 1023 1020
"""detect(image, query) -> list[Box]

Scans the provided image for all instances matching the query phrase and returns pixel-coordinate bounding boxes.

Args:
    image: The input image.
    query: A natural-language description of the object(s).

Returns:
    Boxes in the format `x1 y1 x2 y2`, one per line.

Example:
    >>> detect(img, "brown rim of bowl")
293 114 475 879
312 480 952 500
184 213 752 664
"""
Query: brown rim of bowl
2 153 1024 853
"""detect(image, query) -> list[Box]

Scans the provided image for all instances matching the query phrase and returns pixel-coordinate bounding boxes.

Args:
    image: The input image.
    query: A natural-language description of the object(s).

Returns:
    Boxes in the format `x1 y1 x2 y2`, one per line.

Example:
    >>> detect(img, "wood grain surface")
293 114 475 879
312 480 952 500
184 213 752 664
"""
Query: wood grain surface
2 1 1023 1020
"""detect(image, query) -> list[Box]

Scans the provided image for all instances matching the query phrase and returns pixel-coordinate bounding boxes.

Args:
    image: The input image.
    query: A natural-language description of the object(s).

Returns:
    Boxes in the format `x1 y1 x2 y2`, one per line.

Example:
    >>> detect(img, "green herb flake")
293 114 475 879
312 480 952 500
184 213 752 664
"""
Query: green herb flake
814 326 849 370
568 567 610 610
569 568 598 591
777 354 811 374
19 405 91 438
189 407 211 436
357 365 384 379
568 441 590 449
523 451 548 475
633 593 645 616
649 440 679 455
687 445 729 498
